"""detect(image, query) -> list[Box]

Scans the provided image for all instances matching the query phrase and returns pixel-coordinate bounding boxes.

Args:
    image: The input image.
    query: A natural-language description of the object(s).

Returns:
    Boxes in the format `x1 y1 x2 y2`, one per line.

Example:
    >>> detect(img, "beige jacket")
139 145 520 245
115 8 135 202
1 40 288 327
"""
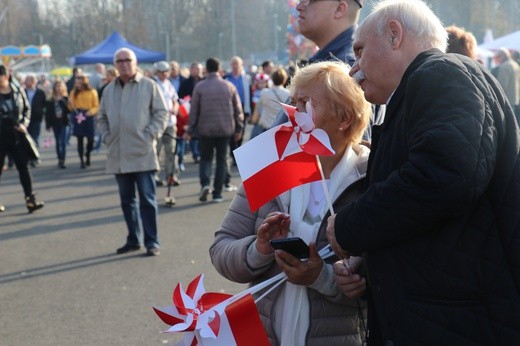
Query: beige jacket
98 73 167 174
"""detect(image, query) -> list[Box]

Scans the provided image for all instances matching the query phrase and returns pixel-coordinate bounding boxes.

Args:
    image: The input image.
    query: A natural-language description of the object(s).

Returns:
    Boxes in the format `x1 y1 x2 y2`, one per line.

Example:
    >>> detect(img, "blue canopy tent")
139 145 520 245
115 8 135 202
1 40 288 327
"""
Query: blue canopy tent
69 31 165 65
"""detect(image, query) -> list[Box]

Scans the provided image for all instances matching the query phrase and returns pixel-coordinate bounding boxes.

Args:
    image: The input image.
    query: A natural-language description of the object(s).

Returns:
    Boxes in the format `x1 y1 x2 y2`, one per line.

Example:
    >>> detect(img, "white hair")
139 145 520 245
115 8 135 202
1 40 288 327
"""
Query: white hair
113 47 137 64
365 0 448 52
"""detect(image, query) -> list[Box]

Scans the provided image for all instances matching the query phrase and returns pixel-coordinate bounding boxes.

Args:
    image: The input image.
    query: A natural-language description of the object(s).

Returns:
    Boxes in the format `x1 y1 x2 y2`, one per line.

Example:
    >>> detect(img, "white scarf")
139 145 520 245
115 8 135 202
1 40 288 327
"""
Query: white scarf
278 145 368 345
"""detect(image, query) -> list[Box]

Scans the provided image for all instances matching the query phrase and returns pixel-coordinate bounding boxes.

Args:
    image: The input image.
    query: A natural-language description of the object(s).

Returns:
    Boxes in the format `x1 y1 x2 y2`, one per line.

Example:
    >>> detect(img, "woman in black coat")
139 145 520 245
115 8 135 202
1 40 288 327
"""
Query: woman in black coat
45 80 70 169
0 64 44 213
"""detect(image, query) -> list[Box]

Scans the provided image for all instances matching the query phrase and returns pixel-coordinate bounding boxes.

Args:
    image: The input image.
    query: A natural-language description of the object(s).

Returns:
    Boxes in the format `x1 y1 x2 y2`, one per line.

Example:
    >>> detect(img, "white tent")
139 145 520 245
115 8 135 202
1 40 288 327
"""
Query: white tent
479 30 520 51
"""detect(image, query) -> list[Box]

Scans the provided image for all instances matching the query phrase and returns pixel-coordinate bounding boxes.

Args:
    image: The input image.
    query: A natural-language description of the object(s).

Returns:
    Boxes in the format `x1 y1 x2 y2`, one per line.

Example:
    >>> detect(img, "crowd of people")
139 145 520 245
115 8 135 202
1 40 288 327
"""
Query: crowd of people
1 0 520 343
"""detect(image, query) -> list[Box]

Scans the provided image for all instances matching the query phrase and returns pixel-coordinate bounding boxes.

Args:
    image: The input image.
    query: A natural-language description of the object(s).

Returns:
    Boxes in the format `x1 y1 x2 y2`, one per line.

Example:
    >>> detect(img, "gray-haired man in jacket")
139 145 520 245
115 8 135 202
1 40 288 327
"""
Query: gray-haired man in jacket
98 48 168 256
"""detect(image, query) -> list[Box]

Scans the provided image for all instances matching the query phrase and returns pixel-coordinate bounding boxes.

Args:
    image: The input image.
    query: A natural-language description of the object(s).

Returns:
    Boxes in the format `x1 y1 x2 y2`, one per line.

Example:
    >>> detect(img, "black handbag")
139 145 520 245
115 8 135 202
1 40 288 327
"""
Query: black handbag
21 132 40 161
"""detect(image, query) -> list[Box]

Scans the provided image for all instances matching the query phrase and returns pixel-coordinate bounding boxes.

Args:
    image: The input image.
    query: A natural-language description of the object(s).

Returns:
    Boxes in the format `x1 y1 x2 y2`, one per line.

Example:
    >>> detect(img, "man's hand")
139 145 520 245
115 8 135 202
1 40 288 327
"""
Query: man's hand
326 214 351 259
275 242 323 286
255 212 290 255
234 132 242 142
333 259 366 299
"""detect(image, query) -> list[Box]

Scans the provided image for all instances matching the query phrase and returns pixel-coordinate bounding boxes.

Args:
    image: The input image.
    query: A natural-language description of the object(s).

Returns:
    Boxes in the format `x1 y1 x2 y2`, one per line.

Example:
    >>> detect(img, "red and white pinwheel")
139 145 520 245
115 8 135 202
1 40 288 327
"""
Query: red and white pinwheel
275 101 335 160
154 274 270 345
153 274 232 344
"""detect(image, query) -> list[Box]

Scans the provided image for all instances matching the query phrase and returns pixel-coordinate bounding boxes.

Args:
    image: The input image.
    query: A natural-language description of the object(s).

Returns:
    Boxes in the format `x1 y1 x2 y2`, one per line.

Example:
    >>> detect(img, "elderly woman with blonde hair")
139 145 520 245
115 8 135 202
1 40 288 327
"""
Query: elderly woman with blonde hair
210 61 371 346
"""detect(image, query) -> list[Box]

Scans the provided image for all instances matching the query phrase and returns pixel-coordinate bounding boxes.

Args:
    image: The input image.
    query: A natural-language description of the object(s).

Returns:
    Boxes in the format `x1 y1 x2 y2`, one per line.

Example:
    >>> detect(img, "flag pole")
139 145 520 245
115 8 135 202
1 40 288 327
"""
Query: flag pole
315 156 334 215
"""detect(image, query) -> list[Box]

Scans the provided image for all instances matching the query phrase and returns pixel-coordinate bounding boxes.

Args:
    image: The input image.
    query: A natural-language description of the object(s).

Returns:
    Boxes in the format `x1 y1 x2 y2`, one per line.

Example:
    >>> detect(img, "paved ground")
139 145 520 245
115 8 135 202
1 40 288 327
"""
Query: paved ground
0 140 247 346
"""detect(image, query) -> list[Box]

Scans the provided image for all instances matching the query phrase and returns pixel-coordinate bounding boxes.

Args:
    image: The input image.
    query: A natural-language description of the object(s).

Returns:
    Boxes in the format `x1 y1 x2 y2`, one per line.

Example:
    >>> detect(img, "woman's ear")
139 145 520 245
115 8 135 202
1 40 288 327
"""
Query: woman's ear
339 117 352 131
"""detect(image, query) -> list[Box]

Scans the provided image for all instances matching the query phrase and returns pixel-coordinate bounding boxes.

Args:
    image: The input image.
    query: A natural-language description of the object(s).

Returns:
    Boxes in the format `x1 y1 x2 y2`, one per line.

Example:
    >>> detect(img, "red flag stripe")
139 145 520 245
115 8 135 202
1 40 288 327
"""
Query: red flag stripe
242 152 321 211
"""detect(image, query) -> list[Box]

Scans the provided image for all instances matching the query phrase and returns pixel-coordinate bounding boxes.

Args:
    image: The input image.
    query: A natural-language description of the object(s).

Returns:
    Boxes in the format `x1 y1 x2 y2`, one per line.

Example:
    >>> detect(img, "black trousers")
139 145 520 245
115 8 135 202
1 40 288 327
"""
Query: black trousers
0 123 33 197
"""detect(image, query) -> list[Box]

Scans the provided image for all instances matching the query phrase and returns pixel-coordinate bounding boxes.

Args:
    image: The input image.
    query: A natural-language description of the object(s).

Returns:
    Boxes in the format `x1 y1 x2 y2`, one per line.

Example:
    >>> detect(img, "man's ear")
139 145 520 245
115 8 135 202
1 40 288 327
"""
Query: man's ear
334 0 348 19
388 20 403 49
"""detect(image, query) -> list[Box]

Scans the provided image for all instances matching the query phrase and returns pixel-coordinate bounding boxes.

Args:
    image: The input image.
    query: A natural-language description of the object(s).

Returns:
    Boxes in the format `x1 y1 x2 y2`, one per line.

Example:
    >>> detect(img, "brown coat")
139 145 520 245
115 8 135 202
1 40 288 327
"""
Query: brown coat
187 72 244 138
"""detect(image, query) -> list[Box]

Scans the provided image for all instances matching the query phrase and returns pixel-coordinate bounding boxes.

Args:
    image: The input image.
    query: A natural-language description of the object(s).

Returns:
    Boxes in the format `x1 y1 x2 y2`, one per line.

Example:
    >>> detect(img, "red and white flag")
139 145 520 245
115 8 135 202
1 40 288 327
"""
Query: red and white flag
179 96 191 118
234 102 334 211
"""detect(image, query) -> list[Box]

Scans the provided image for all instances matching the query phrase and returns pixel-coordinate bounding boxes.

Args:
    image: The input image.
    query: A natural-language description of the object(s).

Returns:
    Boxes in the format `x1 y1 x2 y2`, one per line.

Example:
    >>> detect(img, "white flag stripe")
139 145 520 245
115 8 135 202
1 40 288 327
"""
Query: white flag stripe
234 125 283 180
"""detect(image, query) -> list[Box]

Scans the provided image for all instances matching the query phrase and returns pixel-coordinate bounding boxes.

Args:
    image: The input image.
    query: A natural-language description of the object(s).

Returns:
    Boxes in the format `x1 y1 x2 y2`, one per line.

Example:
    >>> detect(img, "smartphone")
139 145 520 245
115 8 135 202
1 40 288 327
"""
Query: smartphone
270 237 310 259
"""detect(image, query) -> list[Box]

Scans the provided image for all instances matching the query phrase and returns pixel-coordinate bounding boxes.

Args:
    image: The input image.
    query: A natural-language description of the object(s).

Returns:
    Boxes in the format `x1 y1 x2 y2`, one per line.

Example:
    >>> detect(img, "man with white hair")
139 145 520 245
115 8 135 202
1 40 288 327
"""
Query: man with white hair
326 0 520 344
98 48 168 256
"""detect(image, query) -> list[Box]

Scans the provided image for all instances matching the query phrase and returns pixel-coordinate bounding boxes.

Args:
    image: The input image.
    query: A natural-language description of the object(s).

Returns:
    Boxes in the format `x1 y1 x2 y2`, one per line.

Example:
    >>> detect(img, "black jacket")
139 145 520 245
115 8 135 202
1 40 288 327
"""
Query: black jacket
335 49 520 345
25 87 46 123
45 97 70 129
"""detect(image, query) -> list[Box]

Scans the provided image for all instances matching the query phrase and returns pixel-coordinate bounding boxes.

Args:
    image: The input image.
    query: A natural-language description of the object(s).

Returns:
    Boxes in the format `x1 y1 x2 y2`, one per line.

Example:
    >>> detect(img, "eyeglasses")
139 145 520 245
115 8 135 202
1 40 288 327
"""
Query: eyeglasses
297 0 339 7
296 0 362 8
115 58 133 64
353 0 363 7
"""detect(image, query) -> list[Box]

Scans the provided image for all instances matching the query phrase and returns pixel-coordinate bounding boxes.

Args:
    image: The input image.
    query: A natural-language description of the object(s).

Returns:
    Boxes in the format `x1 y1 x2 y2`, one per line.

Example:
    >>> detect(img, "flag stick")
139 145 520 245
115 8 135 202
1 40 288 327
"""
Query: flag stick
315 155 334 215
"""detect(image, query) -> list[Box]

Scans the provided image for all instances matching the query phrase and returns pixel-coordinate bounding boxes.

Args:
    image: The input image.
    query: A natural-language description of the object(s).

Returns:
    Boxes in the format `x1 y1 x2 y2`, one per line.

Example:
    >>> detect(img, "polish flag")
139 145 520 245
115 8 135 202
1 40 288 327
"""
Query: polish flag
234 102 334 211
179 96 191 117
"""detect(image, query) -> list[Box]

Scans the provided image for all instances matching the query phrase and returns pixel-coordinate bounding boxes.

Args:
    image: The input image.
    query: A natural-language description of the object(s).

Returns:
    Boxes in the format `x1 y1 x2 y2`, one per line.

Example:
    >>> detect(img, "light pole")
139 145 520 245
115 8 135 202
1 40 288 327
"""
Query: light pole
231 0 237 57
273 13 279 62
218 32 224 59
160 31 170 61
32 33 45 72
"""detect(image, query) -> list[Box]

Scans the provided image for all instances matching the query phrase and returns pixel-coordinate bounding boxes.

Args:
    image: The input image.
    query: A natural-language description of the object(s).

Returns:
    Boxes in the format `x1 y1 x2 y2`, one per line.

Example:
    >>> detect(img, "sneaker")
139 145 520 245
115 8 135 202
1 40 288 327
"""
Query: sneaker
155 178 165 187
0 204 5 212
224 183 238 192
116 244 141 254
179 163 185 172
198 186 210 202
165 196 176 207
146 247 160 256
212 196 224 203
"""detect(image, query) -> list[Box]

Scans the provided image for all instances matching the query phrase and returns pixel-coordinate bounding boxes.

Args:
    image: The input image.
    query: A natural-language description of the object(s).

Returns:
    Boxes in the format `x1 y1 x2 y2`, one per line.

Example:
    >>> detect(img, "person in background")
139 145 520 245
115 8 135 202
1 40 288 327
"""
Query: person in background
249 67 290 139
210 61 371 346
98 47 168 256
251 72 270 114
65 67 83 144
326 0 520 344
89 63 106 92
445 25 478 60
153 61 180 193
224 56 251 151
261 60 275 76
178 62 203 165
24 74 47 167
492 47 520 120
0 64 44 213
45 80 70 169
98 67 118 100
68 75 99 169
94 67 118 153
169 61 185 93
184 58 244 204
66 67 83 93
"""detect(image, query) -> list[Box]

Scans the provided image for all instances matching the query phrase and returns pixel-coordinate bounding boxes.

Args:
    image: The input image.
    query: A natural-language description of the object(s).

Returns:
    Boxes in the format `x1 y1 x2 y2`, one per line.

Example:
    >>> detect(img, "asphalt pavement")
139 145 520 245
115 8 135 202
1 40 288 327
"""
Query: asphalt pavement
0 139 247 346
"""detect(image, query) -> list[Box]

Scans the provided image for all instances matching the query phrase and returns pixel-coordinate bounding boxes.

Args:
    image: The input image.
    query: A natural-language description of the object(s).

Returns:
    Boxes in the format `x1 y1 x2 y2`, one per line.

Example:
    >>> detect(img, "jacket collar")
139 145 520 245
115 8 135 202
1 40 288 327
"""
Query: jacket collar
309 26 356 66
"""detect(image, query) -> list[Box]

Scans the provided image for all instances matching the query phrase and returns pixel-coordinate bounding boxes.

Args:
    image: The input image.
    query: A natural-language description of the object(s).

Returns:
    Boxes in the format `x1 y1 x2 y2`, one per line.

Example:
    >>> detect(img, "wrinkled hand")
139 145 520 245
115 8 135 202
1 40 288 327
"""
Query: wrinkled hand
256 212 290 255
275 242 323 286
326 214 350 259
333 258 366 299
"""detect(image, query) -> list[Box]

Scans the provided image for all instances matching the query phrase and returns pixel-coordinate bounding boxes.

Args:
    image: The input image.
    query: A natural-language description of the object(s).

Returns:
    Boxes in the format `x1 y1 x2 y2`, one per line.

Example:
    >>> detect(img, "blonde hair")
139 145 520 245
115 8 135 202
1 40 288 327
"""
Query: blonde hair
289 61 371 146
